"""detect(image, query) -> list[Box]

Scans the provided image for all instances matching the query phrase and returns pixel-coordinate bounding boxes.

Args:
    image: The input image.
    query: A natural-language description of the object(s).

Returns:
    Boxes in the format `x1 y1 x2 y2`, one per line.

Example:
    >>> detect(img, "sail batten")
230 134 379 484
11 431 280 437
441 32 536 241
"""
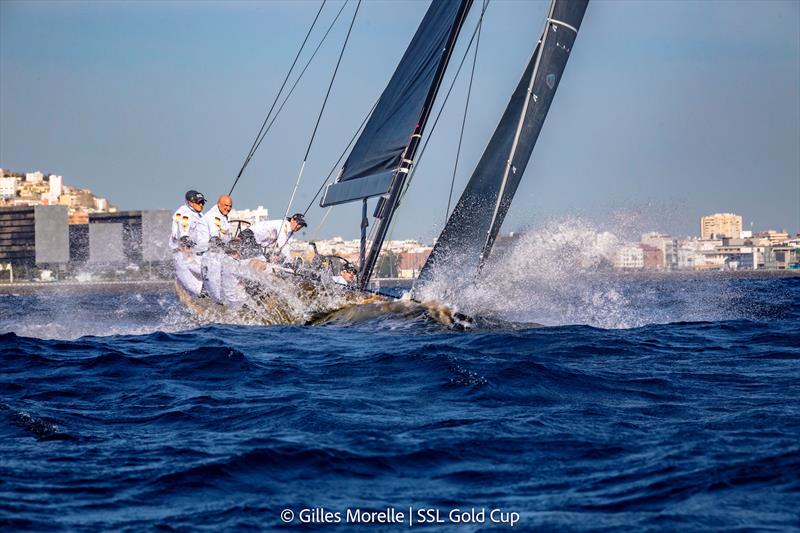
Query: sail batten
416 0 588 288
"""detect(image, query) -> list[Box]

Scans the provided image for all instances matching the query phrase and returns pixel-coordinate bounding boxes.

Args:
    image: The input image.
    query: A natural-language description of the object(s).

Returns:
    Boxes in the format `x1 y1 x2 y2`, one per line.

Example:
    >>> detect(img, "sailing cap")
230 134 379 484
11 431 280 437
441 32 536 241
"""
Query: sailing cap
185 190 206 204
288 213 307 228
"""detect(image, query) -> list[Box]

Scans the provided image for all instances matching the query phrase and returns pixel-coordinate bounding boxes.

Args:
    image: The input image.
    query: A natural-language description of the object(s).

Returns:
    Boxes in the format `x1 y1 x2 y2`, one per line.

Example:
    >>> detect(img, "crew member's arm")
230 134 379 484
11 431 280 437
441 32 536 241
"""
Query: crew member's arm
172 210 195 251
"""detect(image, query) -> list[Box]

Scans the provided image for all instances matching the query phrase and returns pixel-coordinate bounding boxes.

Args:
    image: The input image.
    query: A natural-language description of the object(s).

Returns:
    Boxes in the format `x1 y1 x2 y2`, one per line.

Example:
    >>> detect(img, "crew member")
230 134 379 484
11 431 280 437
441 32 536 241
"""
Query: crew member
170 190 207 297
201 194 233 302
332 264 358 286
249 213 307 264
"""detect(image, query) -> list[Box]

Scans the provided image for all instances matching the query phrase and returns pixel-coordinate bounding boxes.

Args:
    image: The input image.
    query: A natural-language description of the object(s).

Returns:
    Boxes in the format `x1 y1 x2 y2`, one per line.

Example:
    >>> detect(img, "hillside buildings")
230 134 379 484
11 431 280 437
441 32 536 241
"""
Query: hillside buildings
0 169 114 224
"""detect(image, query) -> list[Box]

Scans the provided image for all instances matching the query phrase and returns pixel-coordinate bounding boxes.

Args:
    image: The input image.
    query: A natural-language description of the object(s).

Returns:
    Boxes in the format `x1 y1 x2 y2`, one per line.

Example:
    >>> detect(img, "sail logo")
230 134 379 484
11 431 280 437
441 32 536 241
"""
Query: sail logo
546 73 556 89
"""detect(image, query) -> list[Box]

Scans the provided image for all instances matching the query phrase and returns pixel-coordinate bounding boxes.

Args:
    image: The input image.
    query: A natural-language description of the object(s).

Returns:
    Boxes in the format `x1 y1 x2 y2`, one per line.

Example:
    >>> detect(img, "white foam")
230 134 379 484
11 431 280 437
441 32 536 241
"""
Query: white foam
416 217 747 329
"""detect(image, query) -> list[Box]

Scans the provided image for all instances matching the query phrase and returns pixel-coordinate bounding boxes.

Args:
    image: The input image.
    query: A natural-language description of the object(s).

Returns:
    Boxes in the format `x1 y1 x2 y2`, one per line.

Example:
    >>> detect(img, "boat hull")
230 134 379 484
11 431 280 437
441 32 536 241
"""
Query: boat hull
175 270 466 327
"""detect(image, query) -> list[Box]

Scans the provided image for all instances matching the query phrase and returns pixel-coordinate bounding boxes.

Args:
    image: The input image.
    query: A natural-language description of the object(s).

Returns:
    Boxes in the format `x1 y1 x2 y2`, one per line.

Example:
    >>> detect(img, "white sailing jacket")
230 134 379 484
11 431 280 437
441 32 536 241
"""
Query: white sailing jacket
169 204 205 251
250 219 295 261
203 205 232 243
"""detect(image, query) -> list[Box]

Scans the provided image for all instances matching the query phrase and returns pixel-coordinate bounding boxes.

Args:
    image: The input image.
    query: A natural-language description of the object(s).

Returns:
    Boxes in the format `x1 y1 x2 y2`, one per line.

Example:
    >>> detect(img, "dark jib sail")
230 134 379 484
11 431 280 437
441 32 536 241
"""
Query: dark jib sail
416 0 588 288
320 0 473 207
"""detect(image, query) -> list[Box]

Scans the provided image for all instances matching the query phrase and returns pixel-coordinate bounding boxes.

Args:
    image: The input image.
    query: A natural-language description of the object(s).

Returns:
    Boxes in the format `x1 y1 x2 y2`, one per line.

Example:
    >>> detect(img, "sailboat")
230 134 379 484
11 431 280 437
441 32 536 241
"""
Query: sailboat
176 0 589 326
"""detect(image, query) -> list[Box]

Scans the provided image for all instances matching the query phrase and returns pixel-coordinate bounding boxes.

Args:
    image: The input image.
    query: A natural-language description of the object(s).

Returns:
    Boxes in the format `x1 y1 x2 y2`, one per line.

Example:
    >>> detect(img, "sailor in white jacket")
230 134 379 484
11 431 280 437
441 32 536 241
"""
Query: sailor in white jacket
170 190 207 297
250 213 307 263
200 194 233 302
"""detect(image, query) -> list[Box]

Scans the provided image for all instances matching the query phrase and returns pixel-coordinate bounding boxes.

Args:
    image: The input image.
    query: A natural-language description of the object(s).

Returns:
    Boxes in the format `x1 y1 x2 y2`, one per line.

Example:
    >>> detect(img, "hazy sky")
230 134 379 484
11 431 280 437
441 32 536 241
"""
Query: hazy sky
1 0 798 242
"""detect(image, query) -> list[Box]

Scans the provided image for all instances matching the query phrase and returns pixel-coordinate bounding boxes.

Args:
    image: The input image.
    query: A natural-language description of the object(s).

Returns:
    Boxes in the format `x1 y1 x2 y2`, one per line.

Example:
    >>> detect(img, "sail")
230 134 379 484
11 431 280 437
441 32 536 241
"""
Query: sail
416 0 588 287
320 0 473 207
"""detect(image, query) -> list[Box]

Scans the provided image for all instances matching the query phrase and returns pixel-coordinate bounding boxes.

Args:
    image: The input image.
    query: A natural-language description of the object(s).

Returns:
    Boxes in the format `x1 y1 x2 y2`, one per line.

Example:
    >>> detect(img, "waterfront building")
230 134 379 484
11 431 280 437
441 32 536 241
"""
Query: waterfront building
228 205 269 226
84 210 172 266
0 205 171 275
0 177 16 199
25 171 44 183
764 245 798 270
88 211 145 264
754 230 790 244
0 205 69 269
398 248 431 279
676 240 707 270
641 244 663 270
714 243 760 270
701 213 742 240
0 207 36 267
69 224 89 264
614 244 644 269
640 233 675 270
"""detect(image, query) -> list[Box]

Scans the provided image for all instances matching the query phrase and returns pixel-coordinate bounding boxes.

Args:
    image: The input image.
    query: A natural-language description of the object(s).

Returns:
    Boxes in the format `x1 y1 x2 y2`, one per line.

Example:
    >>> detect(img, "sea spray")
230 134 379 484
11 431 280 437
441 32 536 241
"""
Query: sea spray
416 217 774 328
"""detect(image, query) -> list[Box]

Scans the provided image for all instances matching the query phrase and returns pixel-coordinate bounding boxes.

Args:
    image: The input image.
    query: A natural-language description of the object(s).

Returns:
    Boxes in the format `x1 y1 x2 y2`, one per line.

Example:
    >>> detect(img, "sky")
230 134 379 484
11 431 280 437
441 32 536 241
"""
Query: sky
1 0 798 242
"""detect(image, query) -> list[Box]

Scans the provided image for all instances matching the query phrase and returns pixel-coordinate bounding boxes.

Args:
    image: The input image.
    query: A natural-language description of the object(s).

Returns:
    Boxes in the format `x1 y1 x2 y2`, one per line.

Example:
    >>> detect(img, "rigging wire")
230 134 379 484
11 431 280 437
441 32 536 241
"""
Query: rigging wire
445 0 485 222
229 0 326 196
243 0 350 180
302 96 379 215
308 206 333 242
281 0 362 225
230 1 350 196
303 97 377 243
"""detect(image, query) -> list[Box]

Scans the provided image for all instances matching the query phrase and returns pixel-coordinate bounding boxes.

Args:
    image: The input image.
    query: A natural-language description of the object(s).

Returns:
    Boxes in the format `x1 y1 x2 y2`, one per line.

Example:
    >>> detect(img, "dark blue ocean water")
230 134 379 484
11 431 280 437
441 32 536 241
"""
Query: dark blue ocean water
1 275 799 531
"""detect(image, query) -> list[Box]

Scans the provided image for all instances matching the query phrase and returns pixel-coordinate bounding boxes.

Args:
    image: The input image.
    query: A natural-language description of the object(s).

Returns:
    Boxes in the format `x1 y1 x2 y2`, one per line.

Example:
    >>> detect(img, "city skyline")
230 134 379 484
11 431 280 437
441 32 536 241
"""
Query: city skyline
1 0 798 241
2 166 798 244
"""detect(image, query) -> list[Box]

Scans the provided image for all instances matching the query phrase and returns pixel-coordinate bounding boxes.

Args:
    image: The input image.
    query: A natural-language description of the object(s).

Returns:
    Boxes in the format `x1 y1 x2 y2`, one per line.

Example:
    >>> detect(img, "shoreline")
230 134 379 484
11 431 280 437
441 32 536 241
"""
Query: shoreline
0 269 797 296
0 280 175 295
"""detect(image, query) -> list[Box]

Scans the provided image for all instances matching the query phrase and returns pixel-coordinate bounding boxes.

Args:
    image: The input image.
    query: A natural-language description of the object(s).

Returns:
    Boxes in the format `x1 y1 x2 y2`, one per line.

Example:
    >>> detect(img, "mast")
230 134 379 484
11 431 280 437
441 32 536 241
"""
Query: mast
416 0 589 288
318 0 474 289
358 0 472 288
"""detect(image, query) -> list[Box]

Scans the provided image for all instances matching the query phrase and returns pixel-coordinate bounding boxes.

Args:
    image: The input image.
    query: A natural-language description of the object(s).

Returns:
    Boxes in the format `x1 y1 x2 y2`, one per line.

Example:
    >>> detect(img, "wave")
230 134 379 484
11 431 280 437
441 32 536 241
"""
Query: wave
0 405 74 441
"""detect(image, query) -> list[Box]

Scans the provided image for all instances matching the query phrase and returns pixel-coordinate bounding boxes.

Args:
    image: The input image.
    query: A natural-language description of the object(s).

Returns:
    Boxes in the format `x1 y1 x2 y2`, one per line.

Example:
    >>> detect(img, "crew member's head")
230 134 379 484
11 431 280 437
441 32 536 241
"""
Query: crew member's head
217 195 233 216
185 190 206 213
341 265 357 284
287 213 307 233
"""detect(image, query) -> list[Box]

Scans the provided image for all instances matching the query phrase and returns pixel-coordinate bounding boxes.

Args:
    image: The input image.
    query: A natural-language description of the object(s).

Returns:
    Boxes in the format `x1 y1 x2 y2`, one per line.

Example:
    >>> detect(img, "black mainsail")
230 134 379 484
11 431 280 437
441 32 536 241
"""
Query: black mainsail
416 0 588 288
320 0 473 288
